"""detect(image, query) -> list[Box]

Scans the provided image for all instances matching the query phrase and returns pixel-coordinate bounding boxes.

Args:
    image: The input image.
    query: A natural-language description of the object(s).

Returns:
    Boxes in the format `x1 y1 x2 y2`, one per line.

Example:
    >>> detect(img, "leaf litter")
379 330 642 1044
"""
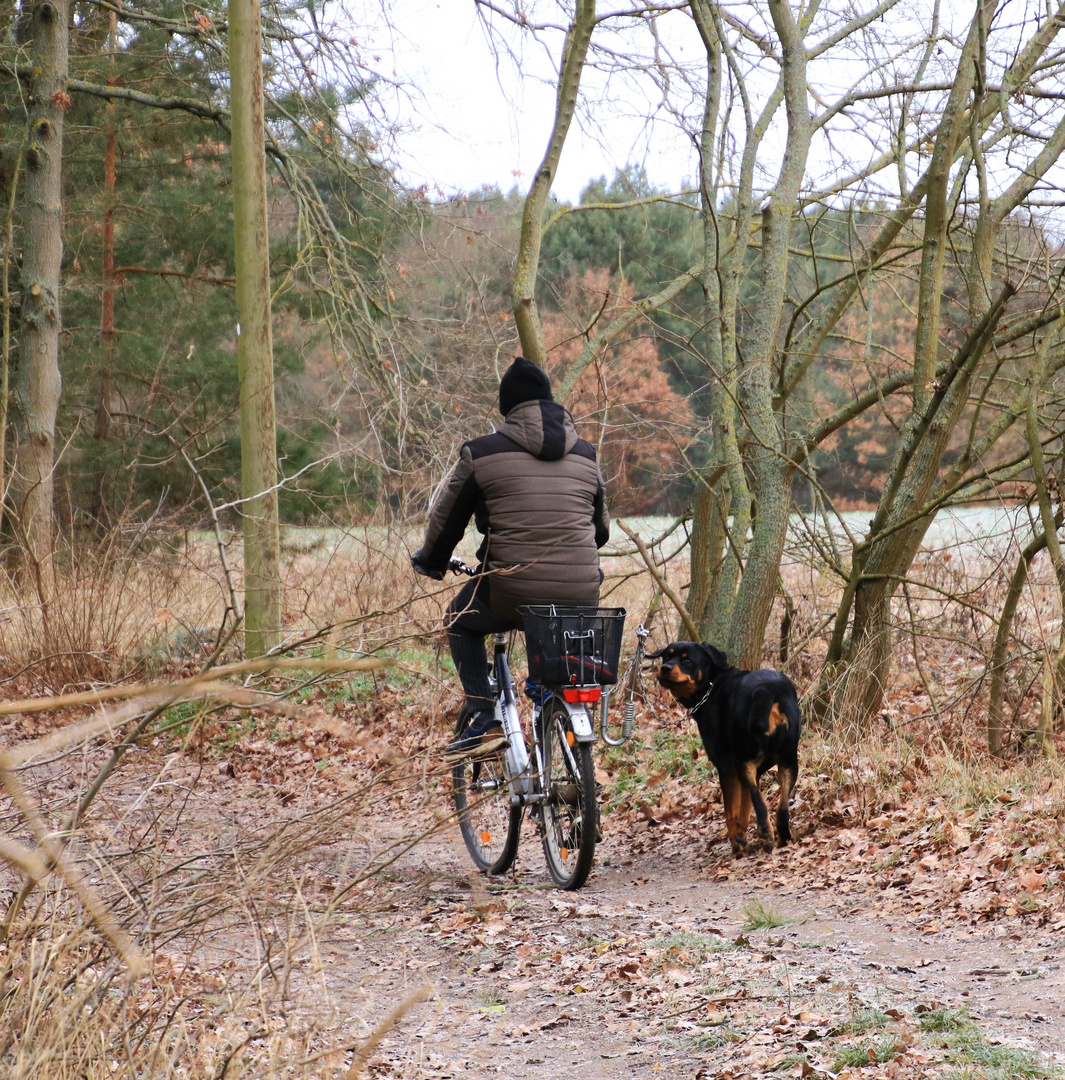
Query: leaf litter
3 676 1065 1078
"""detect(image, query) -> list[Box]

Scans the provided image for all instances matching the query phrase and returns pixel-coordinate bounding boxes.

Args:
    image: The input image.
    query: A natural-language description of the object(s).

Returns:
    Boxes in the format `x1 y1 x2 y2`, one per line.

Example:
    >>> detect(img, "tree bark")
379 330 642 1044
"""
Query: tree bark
92 8 117 529
512 0 596 368
725 0 813 669
1025 317 1065 755
813 3 1001 727
12 0 69 593
0 153 19 543
229 0 281 656
689 0 747 645
988 528 1048 755
818 283 1013 726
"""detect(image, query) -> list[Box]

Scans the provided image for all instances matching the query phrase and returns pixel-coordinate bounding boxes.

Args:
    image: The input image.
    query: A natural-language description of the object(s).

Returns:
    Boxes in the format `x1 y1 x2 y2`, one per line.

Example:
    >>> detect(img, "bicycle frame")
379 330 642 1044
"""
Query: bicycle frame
490 633 532 800
491 632 598 808
447 558 642 788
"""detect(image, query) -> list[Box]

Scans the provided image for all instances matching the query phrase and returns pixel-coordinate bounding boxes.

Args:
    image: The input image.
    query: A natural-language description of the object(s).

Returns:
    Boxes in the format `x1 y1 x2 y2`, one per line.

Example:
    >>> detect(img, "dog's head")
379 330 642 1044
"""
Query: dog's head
646 641 729 707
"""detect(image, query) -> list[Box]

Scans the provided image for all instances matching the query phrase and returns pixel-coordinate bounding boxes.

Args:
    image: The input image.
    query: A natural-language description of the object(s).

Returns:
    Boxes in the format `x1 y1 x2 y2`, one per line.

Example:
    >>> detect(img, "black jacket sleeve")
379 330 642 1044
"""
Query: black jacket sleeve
416 445 482 573
592 462 611 549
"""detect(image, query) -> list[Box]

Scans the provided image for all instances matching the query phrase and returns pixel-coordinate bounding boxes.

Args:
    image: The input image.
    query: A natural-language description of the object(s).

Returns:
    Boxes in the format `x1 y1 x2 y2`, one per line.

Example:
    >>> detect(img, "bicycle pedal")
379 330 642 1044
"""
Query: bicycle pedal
445 735 509 763
476 735 509 757
554 781 580 805
470 735 510 759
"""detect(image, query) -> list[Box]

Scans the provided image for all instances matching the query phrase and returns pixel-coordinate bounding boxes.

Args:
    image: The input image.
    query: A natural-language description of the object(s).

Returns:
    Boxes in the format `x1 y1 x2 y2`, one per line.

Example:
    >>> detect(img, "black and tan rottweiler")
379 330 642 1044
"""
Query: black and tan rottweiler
648 642 801 856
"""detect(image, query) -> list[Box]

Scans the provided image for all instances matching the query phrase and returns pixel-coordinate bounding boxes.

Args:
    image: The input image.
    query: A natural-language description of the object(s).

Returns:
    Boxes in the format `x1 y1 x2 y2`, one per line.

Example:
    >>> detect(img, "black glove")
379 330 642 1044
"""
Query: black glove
411 550 445 581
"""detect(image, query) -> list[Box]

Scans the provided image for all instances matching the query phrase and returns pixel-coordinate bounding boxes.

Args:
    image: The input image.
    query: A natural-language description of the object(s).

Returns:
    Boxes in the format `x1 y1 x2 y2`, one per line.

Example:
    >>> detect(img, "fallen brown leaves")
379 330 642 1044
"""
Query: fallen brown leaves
2 658 1065 1079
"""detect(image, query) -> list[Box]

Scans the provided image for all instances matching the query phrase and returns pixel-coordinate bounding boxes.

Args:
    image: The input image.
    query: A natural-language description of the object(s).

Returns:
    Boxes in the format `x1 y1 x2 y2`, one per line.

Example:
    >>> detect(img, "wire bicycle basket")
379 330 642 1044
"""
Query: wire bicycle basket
520 606 627 686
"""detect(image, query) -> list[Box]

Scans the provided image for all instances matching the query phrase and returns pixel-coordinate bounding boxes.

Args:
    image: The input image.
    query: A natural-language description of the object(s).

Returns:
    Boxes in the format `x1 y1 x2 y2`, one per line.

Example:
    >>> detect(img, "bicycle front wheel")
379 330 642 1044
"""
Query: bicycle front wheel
451 709 522 875
538 697 597 889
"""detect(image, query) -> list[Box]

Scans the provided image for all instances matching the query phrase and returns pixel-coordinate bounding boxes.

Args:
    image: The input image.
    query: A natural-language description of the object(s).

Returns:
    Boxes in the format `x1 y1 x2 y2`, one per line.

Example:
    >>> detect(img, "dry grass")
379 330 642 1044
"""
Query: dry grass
0 695 452 1078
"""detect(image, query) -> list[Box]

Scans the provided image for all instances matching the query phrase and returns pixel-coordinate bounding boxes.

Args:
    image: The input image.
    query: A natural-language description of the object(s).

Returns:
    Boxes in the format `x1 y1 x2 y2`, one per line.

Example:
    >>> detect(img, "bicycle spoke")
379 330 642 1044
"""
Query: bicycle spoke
538 698 597 889
451 710 521 875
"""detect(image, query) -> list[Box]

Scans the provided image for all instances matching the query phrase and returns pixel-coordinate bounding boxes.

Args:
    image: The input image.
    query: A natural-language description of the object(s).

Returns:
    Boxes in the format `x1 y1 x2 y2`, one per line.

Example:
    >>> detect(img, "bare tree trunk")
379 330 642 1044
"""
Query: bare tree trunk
12 0 69 595
725 0 812 669
511 0 596 367
988 529 1049 755
818 283 1013 725
688 481 726 637
812 1 1065 733
230 0 281 656
1025 317 1065 756
814 3 1000 725
0 152 20 543
91 8 117 529
689 0 748 645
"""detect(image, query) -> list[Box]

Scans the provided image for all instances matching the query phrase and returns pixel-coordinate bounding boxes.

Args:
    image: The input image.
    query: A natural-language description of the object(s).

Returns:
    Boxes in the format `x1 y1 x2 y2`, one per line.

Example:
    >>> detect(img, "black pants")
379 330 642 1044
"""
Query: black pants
446 576 519 720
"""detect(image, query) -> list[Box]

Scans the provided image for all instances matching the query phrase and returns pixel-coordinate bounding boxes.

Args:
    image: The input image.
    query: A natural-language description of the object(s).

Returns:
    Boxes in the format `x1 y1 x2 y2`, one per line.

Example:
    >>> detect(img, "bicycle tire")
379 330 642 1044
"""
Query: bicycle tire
537 696 597 889
451 708 522 875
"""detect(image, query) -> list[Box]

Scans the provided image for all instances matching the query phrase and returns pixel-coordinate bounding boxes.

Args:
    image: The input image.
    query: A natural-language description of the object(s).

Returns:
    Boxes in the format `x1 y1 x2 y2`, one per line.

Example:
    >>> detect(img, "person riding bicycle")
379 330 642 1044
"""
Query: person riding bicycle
411 356 611 757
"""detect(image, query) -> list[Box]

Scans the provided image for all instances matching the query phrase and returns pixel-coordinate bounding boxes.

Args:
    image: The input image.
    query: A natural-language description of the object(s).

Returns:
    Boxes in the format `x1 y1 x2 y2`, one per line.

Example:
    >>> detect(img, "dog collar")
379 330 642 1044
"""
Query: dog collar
687 681 714 714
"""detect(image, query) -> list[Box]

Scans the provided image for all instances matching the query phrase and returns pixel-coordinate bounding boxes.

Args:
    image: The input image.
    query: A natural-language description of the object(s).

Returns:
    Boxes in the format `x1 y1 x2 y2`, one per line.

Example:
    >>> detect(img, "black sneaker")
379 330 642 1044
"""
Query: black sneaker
446 713 508 761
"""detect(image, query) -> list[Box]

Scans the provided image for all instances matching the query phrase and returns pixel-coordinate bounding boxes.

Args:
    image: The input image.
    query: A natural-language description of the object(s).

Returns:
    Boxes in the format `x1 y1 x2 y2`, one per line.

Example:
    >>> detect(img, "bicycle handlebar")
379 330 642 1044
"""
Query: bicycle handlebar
449 557 476 576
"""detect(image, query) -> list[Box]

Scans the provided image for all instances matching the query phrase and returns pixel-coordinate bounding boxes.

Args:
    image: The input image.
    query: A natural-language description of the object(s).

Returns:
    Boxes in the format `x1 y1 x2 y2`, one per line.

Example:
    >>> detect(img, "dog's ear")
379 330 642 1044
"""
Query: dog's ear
645 646 672 660
704 644 729 670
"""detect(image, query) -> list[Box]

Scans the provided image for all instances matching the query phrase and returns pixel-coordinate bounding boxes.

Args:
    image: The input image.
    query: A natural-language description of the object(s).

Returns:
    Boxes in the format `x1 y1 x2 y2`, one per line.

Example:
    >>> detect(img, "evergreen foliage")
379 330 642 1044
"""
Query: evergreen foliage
0 0 400 528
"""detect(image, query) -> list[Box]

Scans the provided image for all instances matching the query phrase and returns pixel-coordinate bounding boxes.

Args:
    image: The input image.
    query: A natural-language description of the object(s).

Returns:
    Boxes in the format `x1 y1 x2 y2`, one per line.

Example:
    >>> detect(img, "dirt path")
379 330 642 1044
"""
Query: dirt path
324 818 1065 1079
8 704 1064 1078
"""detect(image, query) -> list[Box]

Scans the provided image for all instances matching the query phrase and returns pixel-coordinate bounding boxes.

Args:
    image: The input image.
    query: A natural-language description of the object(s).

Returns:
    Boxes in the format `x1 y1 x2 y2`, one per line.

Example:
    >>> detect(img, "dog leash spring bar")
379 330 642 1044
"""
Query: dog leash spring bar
622 700 635 740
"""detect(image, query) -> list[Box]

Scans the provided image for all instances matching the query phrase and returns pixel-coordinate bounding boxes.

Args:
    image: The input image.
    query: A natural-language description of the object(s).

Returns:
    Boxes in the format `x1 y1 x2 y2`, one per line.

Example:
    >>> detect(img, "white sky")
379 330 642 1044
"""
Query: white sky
354 1 700 202
348 0 1065 220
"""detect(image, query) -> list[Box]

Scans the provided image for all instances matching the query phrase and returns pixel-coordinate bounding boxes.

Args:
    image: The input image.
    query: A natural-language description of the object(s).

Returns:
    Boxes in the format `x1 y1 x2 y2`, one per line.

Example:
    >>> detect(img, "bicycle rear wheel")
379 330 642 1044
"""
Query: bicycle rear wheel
537 696 597 889
451 709 522 875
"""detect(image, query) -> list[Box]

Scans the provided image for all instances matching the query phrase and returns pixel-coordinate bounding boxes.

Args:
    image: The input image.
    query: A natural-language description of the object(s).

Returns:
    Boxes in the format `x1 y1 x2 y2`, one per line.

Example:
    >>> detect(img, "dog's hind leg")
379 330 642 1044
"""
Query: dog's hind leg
741 760 772 847
775 761 797 846
718 765 747 857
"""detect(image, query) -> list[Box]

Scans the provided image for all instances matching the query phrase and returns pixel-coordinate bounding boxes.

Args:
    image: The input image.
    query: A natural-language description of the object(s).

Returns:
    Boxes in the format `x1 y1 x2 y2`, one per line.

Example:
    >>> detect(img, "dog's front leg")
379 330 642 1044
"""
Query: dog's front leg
718 765 747 857
738 784 752 844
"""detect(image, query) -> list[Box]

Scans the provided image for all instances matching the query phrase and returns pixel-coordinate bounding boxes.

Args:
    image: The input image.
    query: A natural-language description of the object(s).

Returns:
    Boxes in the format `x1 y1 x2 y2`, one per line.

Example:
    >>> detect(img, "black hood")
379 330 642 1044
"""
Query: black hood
498 399 577 461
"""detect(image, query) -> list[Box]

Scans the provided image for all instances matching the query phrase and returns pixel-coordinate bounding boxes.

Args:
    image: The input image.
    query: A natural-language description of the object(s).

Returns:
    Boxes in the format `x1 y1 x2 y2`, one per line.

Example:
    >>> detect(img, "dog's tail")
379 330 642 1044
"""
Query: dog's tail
752 686 801 739
781 693 802 739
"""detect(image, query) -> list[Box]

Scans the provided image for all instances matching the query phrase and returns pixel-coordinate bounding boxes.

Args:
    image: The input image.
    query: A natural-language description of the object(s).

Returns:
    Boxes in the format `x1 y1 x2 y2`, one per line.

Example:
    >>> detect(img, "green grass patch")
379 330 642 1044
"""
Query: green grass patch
944 1030 1059 1079
773 1052 811 1071
214 718 259 750
832 1036 903 1070
844 1006 891 1035
687 1024 739 1052
913 1008 1059 1079
159 700 204 738
288 646 437 706
918 1006 972 1034
654 931 745 963
741 897 792 930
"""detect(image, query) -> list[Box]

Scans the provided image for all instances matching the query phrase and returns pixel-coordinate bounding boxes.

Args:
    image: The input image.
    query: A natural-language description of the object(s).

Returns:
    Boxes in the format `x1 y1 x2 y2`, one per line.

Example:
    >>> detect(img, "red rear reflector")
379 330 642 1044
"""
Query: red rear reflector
562 687 602 704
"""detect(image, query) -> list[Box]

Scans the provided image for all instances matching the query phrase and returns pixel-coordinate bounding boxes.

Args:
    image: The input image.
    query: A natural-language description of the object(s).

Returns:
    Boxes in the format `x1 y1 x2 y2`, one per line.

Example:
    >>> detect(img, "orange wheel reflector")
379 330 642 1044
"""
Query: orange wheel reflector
560 847 569 861
480 831 492 843
566 731 576 747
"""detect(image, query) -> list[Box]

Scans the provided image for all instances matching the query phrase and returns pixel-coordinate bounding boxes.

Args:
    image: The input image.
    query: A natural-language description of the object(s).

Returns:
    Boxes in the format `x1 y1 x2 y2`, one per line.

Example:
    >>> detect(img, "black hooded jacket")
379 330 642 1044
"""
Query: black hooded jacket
416 398 610 619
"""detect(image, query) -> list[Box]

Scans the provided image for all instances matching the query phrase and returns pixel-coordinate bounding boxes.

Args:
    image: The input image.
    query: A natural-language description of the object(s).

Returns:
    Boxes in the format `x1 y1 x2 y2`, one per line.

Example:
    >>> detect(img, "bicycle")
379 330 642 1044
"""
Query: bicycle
447 558 650 890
